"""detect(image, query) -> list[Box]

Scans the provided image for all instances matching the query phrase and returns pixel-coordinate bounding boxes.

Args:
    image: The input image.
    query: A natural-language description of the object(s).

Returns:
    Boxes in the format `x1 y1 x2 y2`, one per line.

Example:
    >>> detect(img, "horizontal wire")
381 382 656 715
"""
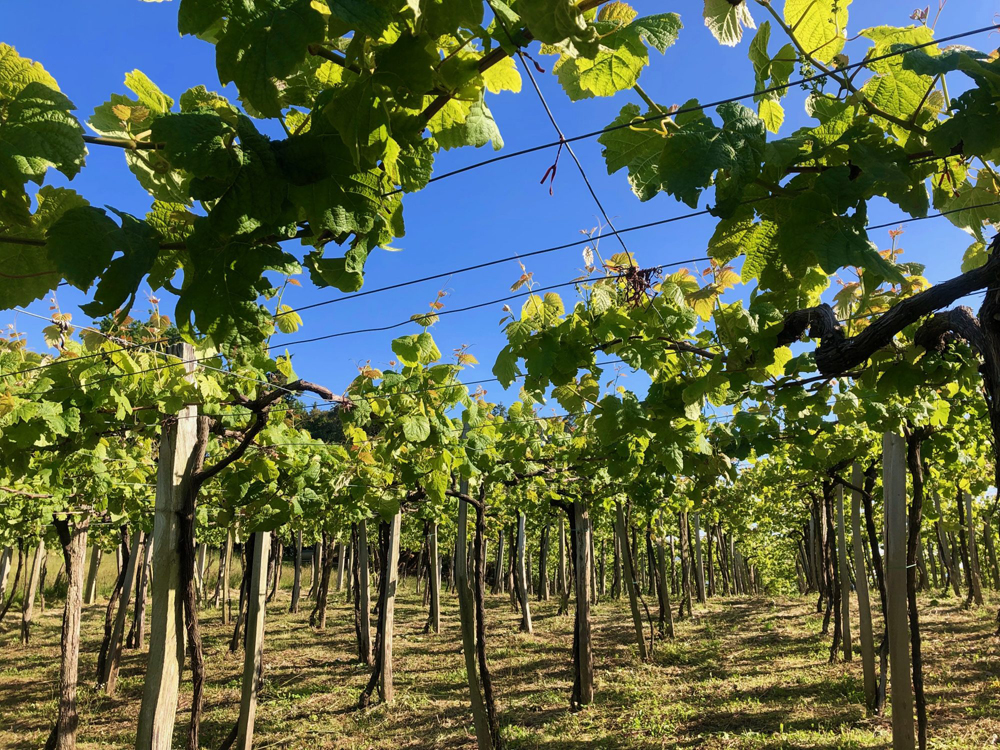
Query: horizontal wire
11 308 329 405
269 267 651 350
383 24 998 195
171 358 630 421
8 199 996 400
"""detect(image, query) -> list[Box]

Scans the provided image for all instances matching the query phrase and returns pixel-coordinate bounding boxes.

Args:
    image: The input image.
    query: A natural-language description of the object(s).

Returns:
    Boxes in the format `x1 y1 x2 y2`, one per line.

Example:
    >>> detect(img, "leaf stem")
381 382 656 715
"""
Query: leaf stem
633 84 664 115
82 134 162 151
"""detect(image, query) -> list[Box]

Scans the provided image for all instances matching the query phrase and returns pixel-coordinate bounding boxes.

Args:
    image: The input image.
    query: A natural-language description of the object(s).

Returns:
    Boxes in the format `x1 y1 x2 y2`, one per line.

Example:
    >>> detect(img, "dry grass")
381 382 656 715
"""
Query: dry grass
1 556 998 749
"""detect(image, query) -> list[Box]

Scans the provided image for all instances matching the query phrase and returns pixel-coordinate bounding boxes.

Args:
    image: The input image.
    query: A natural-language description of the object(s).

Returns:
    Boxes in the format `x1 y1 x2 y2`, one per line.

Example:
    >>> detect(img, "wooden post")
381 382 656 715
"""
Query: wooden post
515 512 533 633
491 532 505 595
104 532 143 694
344 540 353 602
379 511 402 702
982 518 1000 591
883 432 915 749
194 543 207 603
0 546 11 603
83 547 101 605
616 502 648 659
557 517 567 598
693 512 706 603
964 493 985 605
336 541 346 592
21 540 46 645
656 515 675 639
428 523 441 633
836 484 853 662
48 518 88 750
573 502 595 705
933 494 960 596
132 536 154 649
357 520 372 664
851 464 877 714
456 491 492 749
236 531 270 750
136 341 197 750
588 526 598 606
290 530 303 613
222 531 234 622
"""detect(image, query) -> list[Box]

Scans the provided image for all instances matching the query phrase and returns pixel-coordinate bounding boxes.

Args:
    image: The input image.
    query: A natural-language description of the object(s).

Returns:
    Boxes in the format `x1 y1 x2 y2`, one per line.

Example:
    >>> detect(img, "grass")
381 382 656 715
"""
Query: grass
0 553 998 749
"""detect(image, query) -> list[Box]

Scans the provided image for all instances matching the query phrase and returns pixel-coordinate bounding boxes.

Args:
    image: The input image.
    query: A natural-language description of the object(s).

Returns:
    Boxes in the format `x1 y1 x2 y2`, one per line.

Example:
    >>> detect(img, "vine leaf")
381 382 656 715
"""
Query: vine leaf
783 0 852 65
215 0 326 118
703 0 756 47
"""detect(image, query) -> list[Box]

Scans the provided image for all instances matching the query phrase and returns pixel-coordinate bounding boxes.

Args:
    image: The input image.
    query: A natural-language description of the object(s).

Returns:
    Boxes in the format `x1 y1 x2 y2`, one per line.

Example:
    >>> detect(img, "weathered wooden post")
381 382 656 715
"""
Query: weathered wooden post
136 342 197 750
236 531 270 750
836 484 852 662
884 432 915 750
851 464 877 713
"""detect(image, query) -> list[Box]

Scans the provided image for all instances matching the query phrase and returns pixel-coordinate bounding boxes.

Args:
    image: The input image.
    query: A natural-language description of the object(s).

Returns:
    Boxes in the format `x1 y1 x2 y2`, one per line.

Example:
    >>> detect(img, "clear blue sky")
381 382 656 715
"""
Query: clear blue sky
3 1 997 408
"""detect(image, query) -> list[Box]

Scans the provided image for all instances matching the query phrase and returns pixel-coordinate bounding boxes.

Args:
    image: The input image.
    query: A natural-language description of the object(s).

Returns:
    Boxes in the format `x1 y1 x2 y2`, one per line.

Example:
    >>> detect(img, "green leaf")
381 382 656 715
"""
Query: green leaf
703 0 756 47
275 304 303 334
429 93 504 151
657 102 763 211
520 0 596 50
324 75 392 168
396 138 437 193
392 332 441 366
521 292 564 327
123 69 174 115
493 344 520 387
783 0 851 65
401 414 431 443
598 103 670 201
80 209 162 318
150 111 239 182
0 186 86 307
0 43 58 99
215 0 326 118
284 136 383 236
629 13 683 54
938 181 1000 242
776 192 903 281
177 0 228 36
658 120 724 208
46 206 122 289
0 82 85 191
306 244 367 292
961 240 988 272
327 0 396 38
558 44 647 100
758 98 784 133
481 57 522 94
598 2 637 25
709 215 778 275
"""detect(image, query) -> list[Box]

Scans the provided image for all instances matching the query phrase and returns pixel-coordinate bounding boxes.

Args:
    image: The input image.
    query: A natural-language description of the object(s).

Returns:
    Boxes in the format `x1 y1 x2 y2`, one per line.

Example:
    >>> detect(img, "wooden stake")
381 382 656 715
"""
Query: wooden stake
836 484 853 661
236 531 270 750
136 342 197 750
851 464 877 713
884 432 915 750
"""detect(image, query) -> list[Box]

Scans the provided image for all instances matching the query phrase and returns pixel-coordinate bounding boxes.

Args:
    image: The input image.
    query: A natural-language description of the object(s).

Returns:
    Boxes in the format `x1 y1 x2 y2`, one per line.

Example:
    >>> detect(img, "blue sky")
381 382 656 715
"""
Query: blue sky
3 0 998 410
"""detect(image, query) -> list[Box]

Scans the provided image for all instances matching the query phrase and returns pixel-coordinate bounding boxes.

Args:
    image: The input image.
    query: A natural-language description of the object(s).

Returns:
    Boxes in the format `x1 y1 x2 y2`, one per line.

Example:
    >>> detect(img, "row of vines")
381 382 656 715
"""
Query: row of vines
2 0 1000 749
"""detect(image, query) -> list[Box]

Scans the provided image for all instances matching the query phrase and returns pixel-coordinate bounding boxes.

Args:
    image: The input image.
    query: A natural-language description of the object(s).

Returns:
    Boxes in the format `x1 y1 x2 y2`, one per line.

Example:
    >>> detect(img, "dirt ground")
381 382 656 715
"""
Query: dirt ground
1 561 998 749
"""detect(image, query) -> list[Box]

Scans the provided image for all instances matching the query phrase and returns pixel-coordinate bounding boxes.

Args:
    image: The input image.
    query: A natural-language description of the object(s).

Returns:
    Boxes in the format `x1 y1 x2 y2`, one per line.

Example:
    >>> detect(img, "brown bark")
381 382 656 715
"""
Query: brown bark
45 517 89 750
474 495 501 748
906 431 930 750
0 543 24 625
95 529 130 683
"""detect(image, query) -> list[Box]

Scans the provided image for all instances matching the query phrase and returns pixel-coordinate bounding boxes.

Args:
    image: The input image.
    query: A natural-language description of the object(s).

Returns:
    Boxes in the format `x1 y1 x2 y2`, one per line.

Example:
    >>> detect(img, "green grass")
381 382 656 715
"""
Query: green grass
0 553 998 749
